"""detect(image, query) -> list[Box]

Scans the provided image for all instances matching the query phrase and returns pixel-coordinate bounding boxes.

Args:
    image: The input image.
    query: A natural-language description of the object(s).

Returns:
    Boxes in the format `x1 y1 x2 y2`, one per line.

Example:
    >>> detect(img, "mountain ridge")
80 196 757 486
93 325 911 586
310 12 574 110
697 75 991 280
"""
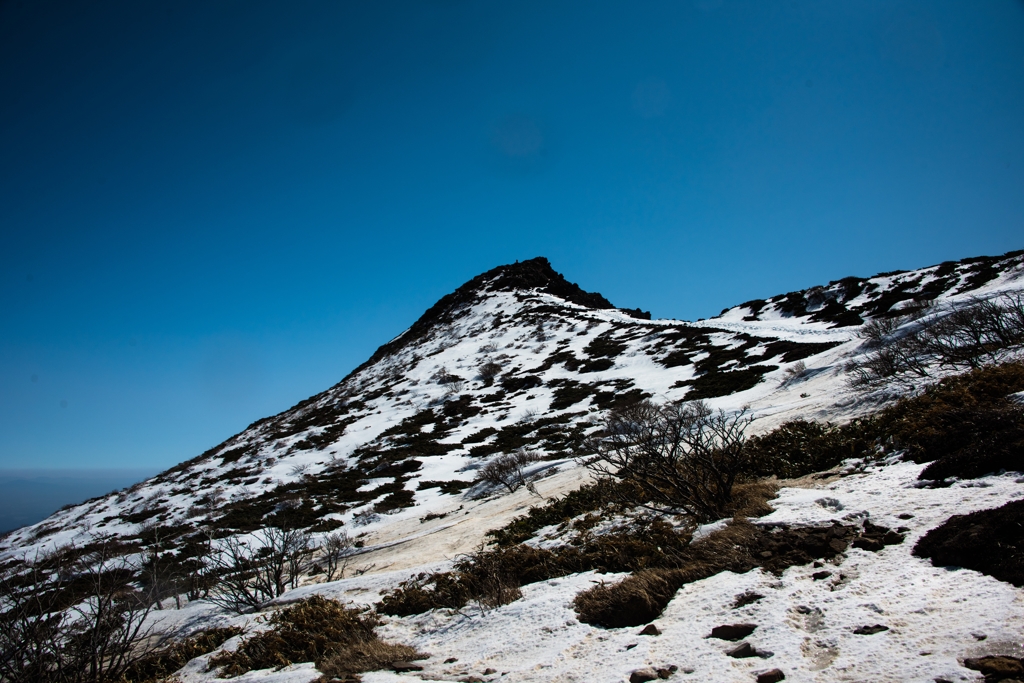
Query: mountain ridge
3 248 1023 564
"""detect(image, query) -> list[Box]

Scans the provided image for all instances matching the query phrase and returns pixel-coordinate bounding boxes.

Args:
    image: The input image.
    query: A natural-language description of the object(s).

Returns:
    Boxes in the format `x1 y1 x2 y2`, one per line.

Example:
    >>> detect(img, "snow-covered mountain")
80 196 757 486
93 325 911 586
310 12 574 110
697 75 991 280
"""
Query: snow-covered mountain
3 250 1024 683
3 251 1023 564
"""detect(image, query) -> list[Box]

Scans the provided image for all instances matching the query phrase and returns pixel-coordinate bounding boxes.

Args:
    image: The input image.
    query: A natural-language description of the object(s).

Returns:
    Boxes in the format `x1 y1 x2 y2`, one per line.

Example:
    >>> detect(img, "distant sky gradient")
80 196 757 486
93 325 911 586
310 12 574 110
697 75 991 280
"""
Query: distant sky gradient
2 0 1023 471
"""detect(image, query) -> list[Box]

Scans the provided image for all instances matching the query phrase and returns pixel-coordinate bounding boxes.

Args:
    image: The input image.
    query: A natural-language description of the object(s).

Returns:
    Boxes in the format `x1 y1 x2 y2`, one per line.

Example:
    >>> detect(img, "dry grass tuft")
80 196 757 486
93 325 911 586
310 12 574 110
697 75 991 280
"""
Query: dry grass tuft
209 596 424 679
317 640 422 681
121 627 242 683
573 519 866 628
573 569 682 628
726 481 779 519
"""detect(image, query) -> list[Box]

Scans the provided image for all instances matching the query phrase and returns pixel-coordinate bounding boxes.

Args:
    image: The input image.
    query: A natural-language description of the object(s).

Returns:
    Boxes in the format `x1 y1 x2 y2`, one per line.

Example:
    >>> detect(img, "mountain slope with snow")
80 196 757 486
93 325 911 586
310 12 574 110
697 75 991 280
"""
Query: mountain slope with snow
4 252 1024 566
3 251 1024 683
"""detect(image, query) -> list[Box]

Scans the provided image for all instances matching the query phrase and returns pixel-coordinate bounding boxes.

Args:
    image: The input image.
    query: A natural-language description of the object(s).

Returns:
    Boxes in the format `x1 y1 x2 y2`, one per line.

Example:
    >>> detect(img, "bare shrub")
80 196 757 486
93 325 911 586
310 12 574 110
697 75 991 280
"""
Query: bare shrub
582 400 752 522
321 531 354 582
432 367 464 395
781 360 806 384
479 449 540 494
477 361 502 382
850 293 1024 385
0 541 157 683
205 528 317 614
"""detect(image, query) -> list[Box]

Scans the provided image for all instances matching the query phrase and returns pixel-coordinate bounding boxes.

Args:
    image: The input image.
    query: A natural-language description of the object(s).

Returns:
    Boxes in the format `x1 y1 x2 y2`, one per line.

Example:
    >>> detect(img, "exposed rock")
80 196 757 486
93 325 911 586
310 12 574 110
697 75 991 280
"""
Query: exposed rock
445 657 459 663
964 655 1024 680
392 661 424 672
811 570 832 581
709 623 758 641
630 667 660 683
852 537 884 552
482 667 497 675
756 669 786 683
727 642 759 658
733 592 764 609
640 624 661 636
852 624 889 635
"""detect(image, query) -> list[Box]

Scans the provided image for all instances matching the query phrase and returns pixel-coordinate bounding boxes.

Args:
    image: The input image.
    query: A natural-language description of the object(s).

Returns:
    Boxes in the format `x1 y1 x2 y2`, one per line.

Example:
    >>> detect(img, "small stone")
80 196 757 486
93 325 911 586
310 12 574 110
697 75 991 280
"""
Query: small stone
630 668 660 683
392 661 424 672
656 668 673 679
445 657 459 663
709 623 758 641
897 513 914 519
971 632 987 641
460 678 485 683
756 669 786 683
482 668 498 675
852 624 889 635
640 624 661 636
727 642 758 658
759 550 773 558
626 643 638 650
811 571 832 581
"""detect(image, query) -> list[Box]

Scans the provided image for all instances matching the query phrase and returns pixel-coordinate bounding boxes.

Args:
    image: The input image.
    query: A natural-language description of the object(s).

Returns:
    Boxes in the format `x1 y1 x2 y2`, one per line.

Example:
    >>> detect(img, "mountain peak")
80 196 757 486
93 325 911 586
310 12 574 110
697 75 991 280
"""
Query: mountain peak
477 256 615 310
352 257 647 375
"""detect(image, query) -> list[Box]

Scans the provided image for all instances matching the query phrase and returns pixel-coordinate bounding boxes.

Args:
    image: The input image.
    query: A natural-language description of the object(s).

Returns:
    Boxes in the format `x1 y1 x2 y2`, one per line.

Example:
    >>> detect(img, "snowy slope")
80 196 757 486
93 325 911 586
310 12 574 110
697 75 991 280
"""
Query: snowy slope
2 251 1024 683
4 252 1024 567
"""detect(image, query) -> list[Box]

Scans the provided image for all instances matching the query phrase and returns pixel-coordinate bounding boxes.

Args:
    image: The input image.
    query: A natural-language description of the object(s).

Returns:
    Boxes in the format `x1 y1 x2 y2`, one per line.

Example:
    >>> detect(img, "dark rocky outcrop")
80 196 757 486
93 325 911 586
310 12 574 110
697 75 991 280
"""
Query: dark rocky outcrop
913 499 1024 587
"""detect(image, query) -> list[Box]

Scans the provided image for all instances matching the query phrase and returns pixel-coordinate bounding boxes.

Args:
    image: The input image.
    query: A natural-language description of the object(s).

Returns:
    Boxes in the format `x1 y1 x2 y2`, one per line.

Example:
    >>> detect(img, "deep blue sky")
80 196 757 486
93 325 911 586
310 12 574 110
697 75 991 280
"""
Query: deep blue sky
1 0 1023 471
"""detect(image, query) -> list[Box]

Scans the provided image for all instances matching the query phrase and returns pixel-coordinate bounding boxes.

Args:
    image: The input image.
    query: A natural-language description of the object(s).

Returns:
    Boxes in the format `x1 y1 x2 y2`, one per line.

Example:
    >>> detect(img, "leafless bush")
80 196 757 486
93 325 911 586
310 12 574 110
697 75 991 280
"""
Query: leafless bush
479 449 541 494
0 541 157 683
432 367 464 395
781 360 806 384
477 361 502 382
581 400 752 522
288 463 311 477
321 531 354 582
850 294 1024 385
204 528 317 614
